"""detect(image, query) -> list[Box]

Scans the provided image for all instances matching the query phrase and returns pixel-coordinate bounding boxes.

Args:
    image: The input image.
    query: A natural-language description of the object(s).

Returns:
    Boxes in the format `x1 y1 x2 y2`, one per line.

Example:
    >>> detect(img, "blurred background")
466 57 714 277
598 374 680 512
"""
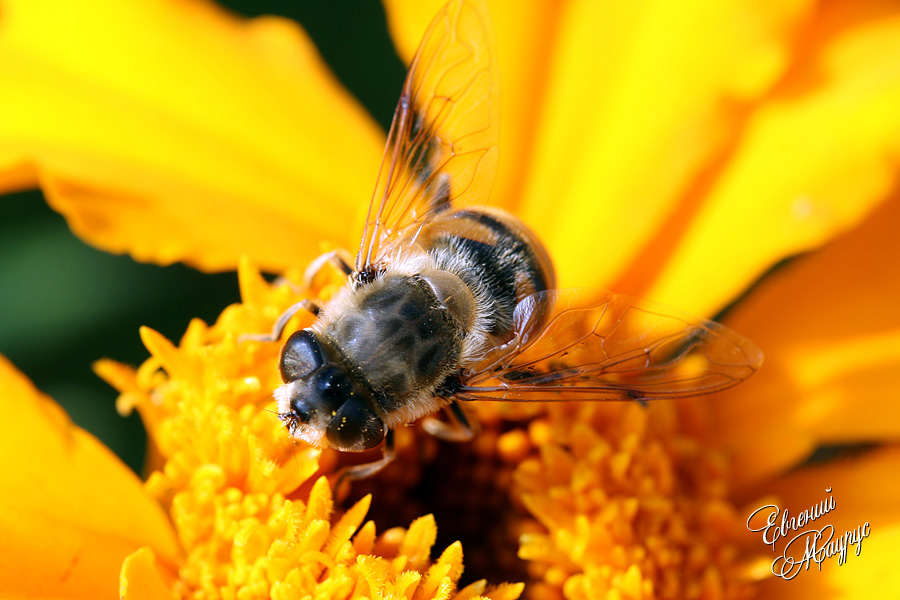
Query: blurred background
0 0 405 473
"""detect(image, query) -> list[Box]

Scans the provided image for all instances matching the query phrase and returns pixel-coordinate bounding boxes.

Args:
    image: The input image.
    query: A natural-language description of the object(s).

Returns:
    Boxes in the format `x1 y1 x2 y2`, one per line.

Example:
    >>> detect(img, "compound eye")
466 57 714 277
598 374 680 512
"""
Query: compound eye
279 329 323 382
326 399 385 452
313 365 352 401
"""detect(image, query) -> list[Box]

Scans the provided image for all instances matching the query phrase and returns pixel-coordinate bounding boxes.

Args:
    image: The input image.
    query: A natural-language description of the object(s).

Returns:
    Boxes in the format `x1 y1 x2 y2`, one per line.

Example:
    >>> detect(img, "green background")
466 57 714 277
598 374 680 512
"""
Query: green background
0 0 405 472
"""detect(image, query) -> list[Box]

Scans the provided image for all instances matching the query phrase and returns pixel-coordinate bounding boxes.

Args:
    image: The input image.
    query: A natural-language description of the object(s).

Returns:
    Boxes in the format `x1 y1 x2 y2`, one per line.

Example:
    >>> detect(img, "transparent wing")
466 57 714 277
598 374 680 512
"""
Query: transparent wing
356 0 498 276
457 290 763 401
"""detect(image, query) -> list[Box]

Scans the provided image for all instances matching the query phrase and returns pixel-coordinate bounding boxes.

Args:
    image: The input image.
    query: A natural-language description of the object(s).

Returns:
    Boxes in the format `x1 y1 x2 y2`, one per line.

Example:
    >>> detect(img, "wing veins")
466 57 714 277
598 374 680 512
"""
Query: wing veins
357 0 497 274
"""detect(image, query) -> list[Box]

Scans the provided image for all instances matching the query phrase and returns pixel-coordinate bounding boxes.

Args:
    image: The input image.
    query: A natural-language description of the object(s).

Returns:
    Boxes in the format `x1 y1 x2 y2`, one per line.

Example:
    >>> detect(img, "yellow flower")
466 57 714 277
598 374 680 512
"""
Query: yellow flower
2 0 900 599
0 354 178 598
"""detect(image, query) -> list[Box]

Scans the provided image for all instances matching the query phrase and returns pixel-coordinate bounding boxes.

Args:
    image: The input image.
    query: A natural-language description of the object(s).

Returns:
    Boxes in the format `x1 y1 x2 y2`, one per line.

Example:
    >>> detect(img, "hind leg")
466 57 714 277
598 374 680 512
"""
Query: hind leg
422 401 479 442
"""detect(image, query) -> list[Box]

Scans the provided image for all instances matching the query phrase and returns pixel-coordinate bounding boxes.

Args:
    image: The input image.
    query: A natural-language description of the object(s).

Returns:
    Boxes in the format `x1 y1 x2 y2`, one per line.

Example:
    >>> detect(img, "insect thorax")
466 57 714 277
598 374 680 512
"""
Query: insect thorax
308 207 554 431
319 272 468 424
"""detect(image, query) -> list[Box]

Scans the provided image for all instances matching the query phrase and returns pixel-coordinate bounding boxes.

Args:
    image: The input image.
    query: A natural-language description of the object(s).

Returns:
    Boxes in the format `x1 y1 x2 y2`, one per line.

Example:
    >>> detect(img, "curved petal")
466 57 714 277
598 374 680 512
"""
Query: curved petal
710 190 900 493
119 547 174 600
390 1 899 323
516 0 809 293
646 1 900 315
0 354 179 598
382 0 445 62
744 446 900 598
386 0 808 294
0 0 385 271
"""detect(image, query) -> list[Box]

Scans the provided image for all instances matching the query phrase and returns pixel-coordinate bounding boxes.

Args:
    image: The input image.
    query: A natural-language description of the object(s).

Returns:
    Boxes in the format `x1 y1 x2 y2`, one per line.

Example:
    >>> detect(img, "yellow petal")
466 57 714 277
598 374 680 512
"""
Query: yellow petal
120 547 175 600
382 0 445 62
710 191 900 492
517 0 809 292
646 1 900 315
0 354 179 598
747 447 900 598
0 0 384 271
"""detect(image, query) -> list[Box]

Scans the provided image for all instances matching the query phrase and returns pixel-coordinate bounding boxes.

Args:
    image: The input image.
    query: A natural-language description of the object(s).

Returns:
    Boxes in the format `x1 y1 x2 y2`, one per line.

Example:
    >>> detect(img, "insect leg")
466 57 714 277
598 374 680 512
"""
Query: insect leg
336 430 396 484
303 249 354 289
242 249 351 344
241 299 321 343
422 401 479 442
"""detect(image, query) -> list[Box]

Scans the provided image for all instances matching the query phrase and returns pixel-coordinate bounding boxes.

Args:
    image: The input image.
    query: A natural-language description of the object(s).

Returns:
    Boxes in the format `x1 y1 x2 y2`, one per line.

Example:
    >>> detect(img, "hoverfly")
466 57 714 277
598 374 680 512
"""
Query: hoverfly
268 0 762 479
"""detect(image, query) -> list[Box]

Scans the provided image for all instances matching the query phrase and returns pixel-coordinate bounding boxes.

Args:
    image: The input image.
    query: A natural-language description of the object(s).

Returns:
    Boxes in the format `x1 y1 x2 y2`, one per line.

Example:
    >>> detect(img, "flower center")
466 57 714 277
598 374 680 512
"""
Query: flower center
510 402 749 600
355 398 750 600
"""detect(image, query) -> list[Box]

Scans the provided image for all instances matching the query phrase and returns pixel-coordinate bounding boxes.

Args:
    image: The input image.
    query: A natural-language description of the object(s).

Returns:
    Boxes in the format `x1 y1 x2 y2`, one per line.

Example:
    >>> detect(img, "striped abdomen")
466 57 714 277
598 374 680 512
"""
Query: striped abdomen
422 207 556 340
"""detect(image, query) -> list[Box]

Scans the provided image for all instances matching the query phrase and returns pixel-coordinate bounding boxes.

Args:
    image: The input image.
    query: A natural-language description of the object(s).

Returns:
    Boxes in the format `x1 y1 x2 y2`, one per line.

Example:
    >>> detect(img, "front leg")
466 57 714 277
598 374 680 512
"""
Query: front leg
336 430 396 484
303 249 354 289
242 299 322 343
